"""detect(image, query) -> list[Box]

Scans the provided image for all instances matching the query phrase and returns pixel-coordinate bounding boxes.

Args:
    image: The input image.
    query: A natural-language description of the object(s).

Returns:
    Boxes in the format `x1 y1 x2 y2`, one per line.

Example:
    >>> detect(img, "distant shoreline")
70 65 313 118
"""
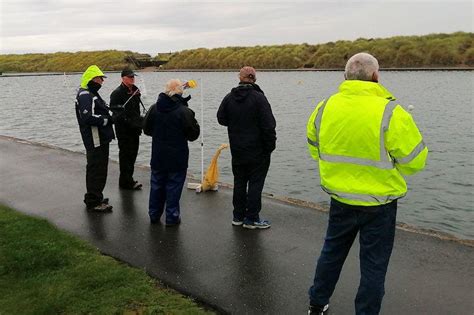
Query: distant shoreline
1 67 473 77
2 33 472 74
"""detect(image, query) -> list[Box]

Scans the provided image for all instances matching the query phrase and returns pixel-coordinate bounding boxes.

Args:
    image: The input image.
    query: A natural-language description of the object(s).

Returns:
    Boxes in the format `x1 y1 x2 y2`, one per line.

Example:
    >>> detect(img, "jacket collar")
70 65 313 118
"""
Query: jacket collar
121 83 139 94
235 82 265 95
338 80 396 101
156 93 188 112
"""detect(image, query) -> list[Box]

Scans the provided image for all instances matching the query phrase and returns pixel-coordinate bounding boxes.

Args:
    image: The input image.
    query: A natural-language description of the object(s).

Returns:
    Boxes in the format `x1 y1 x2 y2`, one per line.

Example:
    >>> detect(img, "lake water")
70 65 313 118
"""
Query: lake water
1 71 473 239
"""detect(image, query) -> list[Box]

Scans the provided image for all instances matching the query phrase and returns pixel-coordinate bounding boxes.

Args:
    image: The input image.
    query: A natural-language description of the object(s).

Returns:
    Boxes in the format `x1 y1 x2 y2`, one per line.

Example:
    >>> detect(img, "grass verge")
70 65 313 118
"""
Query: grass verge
0 204 213 314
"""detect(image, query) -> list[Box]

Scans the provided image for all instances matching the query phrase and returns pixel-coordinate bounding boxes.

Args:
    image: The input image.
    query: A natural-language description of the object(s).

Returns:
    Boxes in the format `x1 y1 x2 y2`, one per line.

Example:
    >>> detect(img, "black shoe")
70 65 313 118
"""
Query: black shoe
232 218 244 226
308 304 329 315
131 181 142 190
150 218 161 224
165 218 181 227
120 181 142 190
87 203 113 212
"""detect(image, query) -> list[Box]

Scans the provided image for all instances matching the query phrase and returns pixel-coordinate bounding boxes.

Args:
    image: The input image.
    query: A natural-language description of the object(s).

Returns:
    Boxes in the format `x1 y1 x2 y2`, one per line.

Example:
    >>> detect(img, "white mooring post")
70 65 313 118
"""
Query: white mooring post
186 77 205 192
200 77 204 184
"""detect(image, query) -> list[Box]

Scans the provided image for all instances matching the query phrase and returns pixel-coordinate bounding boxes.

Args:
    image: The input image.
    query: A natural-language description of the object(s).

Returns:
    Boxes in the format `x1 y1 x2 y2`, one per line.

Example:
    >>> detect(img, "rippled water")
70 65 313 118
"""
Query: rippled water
1 71 473 239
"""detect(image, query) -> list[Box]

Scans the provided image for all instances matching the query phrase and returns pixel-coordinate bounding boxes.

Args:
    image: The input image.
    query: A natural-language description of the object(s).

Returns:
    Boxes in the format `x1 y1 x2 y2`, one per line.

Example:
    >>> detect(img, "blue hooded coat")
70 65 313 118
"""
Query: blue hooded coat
143 93 200 172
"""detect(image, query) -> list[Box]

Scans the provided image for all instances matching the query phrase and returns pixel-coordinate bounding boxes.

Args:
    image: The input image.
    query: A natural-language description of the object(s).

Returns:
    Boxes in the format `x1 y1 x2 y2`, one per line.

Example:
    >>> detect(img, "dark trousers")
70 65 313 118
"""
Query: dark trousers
84 144 109 207
117 134 139 188
148 169 187 224
309 198 397 315
231 156 271 221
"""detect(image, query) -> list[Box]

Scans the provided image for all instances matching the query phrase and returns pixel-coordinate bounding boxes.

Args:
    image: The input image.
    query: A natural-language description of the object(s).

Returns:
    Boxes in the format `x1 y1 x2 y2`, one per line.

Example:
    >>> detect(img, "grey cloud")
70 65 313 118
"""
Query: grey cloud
1 1 472 54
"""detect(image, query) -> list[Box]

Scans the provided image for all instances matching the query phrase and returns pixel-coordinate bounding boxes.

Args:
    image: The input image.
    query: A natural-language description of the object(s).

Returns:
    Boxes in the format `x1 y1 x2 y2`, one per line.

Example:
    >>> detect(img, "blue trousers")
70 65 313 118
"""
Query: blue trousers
309 198 397 315
148 169 187 224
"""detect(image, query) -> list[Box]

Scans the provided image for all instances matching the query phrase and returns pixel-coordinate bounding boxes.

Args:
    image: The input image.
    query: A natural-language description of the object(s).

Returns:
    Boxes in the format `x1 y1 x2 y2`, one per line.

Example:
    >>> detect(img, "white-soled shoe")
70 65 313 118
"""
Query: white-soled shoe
242 219 271 229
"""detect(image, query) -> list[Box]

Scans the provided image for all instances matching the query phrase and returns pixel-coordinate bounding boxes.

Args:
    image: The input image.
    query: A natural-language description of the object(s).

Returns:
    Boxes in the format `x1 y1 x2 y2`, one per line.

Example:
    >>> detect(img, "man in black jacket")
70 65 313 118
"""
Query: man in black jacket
110 68 143 190
75 65 115 212
217 66 276 229
143 79 200 226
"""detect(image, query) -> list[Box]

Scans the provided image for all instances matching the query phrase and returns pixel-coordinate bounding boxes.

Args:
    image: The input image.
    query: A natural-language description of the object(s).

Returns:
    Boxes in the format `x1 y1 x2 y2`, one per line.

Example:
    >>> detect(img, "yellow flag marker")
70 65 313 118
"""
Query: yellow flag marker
183 79 197 89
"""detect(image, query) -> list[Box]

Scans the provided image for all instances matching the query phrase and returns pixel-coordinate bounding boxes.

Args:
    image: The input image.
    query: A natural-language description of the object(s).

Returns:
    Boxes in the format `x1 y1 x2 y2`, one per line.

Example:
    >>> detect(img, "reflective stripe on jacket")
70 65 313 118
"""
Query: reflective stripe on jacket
306 80 428 206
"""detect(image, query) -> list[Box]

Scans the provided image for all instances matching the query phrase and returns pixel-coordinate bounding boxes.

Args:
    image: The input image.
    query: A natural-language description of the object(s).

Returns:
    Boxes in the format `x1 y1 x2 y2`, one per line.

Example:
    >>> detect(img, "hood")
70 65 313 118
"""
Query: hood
338 80 396 101
155 93 183 113
230 83 264 101
80 65 106 89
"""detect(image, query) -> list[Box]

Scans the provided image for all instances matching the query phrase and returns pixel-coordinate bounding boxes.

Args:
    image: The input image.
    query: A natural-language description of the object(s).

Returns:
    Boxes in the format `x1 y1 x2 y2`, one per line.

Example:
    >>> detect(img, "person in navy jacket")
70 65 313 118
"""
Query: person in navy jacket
75 65 115 212
143 79 200 226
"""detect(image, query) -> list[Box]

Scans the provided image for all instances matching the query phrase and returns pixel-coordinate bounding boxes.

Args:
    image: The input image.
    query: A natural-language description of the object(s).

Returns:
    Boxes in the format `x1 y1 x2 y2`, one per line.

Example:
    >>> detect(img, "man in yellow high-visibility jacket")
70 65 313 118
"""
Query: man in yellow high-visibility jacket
306 53 428 315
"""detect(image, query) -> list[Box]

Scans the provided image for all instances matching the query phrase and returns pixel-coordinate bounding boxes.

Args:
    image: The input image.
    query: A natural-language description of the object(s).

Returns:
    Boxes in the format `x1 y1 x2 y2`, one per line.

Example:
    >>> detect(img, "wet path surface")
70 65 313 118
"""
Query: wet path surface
1 136 473 314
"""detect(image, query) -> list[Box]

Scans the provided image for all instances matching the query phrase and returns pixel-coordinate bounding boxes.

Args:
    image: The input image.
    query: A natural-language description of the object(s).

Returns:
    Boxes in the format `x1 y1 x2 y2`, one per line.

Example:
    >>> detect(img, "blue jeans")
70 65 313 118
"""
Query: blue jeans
149 169 187 224
309 198 397 315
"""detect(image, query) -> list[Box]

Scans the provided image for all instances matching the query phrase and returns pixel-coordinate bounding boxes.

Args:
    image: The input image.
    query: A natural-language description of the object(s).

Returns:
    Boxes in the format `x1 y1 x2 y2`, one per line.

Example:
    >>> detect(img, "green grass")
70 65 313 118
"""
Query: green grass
0 204 213 315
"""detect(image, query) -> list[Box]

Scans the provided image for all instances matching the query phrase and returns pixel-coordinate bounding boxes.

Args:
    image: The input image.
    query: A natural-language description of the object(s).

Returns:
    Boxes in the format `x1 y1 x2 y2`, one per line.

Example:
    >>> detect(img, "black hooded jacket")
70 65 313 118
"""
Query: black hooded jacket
217 83 276 165
143 93 200 172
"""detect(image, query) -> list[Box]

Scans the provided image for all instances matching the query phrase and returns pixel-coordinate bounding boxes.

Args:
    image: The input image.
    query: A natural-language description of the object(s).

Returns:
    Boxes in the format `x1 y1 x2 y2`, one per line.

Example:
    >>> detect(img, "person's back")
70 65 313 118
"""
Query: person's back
314 80 423 205
148 93 195 172
219 83 275 165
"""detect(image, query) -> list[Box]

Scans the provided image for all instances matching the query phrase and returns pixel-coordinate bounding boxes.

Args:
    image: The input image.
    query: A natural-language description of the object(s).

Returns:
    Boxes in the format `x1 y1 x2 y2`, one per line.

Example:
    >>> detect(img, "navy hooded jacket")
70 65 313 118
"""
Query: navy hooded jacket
75 87 115 151
143 93 200 172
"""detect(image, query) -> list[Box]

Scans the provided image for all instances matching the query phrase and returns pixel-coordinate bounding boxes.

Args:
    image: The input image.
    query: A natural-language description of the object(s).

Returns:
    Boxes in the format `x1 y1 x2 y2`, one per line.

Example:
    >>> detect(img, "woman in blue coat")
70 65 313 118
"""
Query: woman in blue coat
143 79 200 226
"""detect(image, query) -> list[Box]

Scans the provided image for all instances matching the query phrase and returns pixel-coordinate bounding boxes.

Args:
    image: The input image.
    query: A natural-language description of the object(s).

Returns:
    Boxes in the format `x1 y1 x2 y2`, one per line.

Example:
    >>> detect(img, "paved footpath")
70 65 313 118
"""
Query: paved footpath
1 136 473 314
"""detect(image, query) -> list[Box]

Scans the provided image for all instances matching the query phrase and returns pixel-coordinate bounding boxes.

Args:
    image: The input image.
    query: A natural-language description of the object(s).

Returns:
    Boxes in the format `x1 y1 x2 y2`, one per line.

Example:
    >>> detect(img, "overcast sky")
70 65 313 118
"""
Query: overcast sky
0 0 472 55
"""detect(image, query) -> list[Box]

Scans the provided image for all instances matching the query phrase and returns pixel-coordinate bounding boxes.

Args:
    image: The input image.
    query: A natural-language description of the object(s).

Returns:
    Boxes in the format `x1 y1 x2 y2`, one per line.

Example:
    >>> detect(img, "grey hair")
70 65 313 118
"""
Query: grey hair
165 79 184 96
344 53 379 81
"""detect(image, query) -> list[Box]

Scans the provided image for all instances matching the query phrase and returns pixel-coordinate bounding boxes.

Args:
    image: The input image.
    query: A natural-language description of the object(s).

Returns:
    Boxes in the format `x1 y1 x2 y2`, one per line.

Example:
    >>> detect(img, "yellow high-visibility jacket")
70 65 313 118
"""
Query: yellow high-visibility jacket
307 80 428 206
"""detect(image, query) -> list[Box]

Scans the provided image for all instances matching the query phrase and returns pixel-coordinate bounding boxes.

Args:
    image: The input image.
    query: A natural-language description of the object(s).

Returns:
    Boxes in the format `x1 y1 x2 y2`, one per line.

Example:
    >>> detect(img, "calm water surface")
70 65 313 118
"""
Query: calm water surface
1 71 473 239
